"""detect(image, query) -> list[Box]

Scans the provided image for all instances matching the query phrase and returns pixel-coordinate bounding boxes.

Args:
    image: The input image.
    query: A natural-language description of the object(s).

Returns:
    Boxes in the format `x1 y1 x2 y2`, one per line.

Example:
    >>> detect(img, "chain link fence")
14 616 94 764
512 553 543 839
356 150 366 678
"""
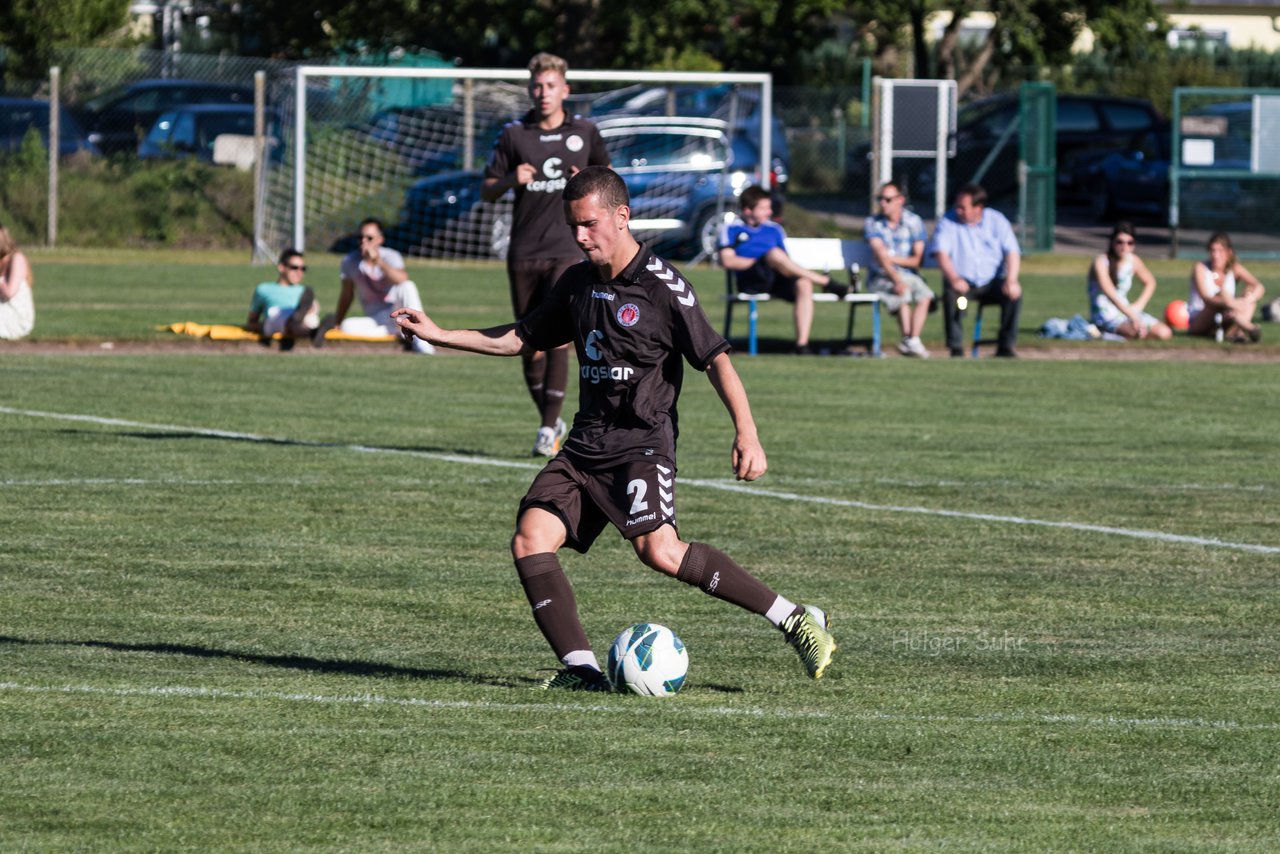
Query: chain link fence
1171 87 1280 258
5 47 1280 255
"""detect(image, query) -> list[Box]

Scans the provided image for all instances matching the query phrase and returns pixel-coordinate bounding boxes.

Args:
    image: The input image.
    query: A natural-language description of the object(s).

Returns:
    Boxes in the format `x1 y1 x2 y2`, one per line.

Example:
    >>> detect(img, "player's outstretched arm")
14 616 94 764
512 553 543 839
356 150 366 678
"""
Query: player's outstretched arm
391 308 528 357
706 352 767 481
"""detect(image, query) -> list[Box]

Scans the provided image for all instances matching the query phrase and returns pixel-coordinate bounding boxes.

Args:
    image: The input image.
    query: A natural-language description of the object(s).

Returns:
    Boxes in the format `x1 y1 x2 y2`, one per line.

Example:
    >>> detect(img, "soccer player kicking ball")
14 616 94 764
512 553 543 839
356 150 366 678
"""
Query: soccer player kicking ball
393 166 835 691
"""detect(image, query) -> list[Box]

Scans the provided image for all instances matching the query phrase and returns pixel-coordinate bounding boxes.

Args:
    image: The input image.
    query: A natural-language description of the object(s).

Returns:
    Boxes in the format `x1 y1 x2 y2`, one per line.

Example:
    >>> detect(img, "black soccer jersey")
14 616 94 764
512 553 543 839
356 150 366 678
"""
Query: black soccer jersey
484 113 610 262
517 245 731 467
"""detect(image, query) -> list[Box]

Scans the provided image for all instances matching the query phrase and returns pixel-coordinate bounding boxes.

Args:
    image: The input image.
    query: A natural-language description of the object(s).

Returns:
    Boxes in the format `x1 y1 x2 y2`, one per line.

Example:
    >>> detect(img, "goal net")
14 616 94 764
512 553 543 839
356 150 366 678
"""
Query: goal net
257 67 773 264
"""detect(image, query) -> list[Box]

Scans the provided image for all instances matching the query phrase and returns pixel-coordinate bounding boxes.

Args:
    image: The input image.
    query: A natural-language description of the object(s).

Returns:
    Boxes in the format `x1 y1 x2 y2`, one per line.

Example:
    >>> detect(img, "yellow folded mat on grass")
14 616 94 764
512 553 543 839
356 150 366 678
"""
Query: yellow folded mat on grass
160 322 395 342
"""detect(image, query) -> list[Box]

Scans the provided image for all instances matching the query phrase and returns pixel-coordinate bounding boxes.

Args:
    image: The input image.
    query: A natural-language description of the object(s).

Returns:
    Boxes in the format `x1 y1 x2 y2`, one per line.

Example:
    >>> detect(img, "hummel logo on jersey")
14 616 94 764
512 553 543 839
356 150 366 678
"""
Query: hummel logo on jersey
646 257 696 307
591 290 615 301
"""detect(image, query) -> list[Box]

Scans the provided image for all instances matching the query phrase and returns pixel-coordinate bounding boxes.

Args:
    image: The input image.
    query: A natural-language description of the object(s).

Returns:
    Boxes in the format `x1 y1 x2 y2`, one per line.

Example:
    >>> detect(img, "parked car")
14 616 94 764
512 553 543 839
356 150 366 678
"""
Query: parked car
1074 101 1255 224
381 116 760 261
138 104 280 164
1074 125 1172 221
846 93 1163 208
355 105 506 175
74 79 255 155
590 84 789 203
0 97 99 157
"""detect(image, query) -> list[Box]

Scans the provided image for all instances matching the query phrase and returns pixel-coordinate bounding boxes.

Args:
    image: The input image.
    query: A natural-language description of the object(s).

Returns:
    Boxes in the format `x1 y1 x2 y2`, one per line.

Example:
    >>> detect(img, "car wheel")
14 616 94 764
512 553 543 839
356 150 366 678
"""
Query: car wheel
693 205 736 259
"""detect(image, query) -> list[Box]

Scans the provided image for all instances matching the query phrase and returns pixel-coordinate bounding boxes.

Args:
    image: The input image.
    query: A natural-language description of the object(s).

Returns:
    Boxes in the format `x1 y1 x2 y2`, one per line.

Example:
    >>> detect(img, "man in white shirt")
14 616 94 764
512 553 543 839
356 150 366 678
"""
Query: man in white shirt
329 218 435 354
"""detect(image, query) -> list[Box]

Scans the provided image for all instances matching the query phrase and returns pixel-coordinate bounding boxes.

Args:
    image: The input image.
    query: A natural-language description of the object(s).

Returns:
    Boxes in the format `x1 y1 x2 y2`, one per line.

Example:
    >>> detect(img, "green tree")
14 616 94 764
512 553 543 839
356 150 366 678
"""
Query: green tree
0 0 129 83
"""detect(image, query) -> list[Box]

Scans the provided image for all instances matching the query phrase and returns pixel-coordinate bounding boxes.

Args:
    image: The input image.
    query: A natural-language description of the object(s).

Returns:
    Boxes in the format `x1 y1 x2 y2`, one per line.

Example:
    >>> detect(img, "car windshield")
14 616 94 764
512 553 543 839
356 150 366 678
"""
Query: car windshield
604 127 729 172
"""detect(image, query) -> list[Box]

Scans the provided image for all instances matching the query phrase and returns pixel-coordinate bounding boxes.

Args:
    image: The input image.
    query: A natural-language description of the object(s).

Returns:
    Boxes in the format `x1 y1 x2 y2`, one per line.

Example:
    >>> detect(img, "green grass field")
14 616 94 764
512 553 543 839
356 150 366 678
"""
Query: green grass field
2 252 1279 850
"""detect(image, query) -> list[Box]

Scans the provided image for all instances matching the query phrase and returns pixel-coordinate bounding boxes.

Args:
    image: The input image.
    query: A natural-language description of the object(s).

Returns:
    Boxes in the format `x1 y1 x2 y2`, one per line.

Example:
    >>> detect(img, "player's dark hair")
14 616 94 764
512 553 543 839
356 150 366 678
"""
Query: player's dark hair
956 183 988 207
1106 222 1137 262
879 181 904 200
277 247 303 266
739 185 771 211
564 166 629 210
359 217 384 234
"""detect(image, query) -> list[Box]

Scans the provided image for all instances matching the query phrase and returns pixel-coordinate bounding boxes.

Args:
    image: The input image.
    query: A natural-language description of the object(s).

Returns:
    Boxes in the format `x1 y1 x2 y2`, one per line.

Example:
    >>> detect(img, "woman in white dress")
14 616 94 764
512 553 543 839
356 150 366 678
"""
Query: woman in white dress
1189 232 1265 342
0 225 35 340
1087 222 1171 340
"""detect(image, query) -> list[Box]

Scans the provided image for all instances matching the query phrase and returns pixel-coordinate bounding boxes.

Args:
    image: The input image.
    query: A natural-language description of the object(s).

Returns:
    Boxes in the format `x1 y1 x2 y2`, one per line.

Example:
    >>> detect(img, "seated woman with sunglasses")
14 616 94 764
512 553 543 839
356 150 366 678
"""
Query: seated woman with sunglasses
246 248 325 350
1086 222 1172 341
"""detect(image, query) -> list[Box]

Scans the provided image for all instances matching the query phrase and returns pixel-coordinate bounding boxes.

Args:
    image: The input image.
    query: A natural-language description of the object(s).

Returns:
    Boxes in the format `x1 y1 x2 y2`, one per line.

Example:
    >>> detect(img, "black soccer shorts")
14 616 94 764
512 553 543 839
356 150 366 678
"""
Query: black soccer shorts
517 454 678 553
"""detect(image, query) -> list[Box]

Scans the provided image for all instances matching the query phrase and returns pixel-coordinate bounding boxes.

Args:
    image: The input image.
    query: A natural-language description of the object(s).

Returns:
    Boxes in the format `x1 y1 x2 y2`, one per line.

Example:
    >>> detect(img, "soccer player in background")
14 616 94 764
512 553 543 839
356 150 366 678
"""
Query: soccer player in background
483 52 611 456
394 166 836 691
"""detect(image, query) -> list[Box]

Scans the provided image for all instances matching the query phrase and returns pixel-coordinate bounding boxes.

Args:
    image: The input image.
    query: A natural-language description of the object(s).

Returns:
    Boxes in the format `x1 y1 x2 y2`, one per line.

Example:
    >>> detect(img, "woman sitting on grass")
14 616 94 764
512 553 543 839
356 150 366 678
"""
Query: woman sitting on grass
1087 222 1171 341
1189 232 1266 343
0 225 35 341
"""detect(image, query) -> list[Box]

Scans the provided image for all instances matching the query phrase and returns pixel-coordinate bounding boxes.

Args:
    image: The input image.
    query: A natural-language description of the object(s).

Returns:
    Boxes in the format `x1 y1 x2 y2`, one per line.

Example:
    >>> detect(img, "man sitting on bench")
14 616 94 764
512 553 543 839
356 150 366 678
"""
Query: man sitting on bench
718 185 849 355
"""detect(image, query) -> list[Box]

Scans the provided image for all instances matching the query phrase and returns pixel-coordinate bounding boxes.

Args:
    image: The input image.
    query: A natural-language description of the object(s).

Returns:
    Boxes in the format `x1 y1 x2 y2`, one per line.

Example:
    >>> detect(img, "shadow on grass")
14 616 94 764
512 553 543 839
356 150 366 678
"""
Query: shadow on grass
54 428 501 460
0 634 522 687
2 634 745 693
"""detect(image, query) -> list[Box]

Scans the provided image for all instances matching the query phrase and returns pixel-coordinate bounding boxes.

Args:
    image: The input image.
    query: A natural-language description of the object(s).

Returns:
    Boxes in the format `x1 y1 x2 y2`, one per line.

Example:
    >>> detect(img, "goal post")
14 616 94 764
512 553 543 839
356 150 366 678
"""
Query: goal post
259 66 772 263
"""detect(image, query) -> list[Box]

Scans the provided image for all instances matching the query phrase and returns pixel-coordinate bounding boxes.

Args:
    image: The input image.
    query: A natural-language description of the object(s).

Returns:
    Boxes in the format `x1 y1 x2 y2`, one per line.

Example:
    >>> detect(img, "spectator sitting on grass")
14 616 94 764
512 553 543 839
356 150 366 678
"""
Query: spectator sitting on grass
1188 232 1265 343
246 248 323 350
0 224 35 341
1087 222 1171 341
328 218 435 354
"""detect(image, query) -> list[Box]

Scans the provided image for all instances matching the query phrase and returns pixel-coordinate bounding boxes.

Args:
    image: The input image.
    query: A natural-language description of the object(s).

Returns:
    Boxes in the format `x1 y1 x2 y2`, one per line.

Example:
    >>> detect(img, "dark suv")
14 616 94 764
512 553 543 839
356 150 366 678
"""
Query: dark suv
74 79 255 155
847 93 1162 208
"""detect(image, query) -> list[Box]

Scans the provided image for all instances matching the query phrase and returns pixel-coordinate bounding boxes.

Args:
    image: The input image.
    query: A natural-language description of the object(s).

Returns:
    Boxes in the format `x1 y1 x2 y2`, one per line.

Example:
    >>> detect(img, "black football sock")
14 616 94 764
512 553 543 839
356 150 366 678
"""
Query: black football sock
674 542 784 617
514 552 594 667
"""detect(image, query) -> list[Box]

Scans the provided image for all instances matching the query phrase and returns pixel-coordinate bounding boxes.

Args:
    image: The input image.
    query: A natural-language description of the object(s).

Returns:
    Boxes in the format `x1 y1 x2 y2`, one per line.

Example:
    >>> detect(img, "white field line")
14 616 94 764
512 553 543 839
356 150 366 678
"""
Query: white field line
1 680 1276 732
3 406 1278 556
1 478 291 487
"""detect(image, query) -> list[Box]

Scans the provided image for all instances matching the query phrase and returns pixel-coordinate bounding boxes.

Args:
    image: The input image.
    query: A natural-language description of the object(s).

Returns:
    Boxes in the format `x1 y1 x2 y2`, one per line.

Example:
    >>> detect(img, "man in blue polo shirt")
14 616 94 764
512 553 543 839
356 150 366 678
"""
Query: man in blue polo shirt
929 183 1023 357
718 185 847 355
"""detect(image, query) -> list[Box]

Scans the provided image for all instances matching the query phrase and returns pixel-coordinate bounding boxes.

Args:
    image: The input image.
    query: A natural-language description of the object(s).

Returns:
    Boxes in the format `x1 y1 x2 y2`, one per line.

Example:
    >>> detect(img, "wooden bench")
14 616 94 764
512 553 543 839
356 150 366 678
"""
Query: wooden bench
723 237 882 356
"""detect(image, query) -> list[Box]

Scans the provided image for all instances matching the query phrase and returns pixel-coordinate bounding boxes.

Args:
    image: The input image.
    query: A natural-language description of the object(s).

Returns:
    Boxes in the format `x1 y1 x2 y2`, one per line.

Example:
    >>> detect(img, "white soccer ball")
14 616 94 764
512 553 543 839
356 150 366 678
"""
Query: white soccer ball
606 623 689 696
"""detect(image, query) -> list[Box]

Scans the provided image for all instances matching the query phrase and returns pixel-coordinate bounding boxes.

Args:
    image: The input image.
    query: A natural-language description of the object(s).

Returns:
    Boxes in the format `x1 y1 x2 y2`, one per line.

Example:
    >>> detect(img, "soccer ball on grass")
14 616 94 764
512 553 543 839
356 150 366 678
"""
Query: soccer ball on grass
606 623 688 696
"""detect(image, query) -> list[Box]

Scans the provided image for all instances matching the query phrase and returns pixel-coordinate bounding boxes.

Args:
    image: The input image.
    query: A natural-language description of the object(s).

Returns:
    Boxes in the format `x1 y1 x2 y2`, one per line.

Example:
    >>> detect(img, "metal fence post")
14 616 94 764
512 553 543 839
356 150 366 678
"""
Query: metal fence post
48 66 60 248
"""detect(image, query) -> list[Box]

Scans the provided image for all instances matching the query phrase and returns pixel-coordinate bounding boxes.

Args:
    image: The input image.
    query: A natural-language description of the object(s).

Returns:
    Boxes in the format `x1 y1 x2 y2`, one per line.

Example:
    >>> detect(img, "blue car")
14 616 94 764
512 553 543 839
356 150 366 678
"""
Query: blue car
75 79 255 156
0 97 99 157
384 116 762 261
139 104 280 164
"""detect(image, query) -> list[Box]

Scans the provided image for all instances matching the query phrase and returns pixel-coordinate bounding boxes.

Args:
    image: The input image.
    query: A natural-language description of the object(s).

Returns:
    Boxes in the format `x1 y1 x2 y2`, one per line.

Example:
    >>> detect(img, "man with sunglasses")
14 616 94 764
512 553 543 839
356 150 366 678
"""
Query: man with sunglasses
865 182 933 357
246 248 324 350
330 217 435 354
